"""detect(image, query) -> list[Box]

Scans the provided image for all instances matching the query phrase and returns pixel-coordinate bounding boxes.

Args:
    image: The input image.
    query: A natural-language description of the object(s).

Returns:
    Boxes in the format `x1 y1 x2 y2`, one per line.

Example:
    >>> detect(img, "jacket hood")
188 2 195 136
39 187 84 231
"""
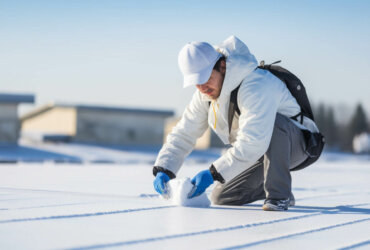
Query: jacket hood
216 35 258 96
200 36 258 102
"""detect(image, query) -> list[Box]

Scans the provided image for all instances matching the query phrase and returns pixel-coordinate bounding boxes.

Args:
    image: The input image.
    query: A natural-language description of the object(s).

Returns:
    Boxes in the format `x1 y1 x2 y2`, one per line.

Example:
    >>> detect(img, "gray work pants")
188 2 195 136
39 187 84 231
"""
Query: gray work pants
211 113 308 205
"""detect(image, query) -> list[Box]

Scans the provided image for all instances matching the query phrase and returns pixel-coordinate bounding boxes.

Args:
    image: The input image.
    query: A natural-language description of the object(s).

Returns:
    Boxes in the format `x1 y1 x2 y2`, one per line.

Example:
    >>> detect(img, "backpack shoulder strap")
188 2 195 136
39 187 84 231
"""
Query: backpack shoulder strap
228 84 241 132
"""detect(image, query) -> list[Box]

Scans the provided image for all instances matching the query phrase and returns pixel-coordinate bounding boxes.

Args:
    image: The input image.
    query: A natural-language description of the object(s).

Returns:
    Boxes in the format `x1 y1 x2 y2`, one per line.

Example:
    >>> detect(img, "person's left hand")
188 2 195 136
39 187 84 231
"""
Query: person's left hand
188 169 214 198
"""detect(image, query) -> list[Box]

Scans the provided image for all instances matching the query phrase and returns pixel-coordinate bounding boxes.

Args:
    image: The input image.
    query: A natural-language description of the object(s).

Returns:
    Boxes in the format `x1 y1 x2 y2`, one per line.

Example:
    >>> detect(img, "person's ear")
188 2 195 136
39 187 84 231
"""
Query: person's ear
220 60 226 74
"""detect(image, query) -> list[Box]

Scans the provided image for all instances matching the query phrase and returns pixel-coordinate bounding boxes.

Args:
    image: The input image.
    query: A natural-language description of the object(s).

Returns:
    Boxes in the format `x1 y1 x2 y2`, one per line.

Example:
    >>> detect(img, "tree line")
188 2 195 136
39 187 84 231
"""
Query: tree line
313 103 369 152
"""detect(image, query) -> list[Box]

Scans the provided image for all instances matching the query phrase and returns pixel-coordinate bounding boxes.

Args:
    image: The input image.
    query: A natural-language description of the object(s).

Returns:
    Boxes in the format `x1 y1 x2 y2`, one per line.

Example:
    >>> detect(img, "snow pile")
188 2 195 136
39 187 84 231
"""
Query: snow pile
353 132 370 154
165 178 210 207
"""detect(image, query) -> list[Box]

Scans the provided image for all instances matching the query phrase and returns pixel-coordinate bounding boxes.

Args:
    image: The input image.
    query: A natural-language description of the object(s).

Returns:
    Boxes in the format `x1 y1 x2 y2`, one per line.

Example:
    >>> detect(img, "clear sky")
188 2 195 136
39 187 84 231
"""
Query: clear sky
1 0 369 119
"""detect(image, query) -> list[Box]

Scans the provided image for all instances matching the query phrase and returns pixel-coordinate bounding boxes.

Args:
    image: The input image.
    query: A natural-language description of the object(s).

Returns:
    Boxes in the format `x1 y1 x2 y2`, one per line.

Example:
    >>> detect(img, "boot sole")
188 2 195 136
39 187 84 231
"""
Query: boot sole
262 204 288 211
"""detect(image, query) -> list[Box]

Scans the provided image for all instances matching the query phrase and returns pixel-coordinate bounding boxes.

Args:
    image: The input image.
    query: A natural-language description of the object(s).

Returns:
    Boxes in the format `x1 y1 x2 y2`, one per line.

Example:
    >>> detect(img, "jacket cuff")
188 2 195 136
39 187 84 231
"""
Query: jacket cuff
153 166 176 179
209 165 225 184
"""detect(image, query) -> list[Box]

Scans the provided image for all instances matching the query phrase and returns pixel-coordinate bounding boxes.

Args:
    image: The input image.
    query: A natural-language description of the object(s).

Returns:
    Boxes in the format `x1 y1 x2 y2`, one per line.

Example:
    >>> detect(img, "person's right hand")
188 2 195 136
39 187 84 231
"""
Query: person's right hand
153 172 170 195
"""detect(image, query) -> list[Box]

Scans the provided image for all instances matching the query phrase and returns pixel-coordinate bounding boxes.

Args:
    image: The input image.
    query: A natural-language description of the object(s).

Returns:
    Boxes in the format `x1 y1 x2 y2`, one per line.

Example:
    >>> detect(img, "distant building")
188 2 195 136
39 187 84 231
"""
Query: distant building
164 118 224 149
353 132 370 154
0 93 35 144
21 103 174 146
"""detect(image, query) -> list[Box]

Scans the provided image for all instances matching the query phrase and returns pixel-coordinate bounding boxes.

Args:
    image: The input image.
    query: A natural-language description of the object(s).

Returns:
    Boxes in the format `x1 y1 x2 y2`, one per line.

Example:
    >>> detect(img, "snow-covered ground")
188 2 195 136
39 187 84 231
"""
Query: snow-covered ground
0 143 369 249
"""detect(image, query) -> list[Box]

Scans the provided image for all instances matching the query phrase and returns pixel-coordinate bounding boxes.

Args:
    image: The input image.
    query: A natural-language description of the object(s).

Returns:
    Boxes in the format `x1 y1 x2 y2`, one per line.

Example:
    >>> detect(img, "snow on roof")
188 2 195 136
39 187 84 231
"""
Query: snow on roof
0 148 369 249
0 93 35 104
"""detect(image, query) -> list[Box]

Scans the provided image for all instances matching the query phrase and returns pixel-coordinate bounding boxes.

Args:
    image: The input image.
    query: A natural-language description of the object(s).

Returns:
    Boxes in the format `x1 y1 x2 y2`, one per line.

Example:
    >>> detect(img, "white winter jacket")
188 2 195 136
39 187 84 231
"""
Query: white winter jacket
155 36 319 183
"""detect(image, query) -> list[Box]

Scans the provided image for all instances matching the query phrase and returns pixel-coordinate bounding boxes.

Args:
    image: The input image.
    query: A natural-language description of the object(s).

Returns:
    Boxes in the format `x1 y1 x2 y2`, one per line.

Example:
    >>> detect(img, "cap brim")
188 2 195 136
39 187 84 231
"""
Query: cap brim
182 53 222 88
182 66 214 88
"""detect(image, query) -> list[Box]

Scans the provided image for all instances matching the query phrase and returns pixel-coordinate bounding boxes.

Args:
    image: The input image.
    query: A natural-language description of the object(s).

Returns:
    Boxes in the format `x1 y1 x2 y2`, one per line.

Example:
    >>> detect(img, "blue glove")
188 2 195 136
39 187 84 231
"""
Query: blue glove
188 169 214 198
153 172 170 195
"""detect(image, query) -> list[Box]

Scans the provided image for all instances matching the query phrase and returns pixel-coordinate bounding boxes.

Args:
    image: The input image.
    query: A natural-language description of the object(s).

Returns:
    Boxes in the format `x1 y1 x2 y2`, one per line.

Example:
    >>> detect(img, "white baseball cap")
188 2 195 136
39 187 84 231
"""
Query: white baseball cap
178 41 222 88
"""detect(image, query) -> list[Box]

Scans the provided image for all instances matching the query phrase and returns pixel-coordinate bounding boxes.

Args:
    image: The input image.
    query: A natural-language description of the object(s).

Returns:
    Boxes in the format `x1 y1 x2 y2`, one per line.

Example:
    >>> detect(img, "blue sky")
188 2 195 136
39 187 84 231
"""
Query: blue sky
1 0 369 118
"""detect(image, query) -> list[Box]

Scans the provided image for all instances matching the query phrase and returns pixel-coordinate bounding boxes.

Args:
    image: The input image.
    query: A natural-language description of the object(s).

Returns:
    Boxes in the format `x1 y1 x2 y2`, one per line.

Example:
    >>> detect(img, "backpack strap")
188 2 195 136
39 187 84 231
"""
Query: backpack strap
290 111 304 124
228 84 241 133
259 60 281 69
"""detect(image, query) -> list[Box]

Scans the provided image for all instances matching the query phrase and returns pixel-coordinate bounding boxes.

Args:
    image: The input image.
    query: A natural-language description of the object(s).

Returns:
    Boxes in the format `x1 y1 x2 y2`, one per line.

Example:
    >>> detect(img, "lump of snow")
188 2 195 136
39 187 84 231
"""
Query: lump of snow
164 178 210 207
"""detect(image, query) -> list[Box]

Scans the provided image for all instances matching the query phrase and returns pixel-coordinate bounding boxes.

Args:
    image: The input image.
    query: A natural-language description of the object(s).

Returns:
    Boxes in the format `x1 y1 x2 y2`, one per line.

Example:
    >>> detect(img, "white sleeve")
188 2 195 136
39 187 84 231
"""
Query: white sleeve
154 91 209 175
212 79 282 182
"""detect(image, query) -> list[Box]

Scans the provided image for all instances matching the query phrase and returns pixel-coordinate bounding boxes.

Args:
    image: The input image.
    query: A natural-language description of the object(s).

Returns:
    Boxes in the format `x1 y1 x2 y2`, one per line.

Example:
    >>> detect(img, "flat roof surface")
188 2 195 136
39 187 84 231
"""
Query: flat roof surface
21 103 174 120
75 104 174 117
0 149 369 249
0 93 35 104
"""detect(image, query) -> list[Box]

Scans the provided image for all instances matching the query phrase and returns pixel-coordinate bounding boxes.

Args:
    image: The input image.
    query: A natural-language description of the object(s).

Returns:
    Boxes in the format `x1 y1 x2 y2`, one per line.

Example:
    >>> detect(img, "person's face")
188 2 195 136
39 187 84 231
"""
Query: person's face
196 61 226 100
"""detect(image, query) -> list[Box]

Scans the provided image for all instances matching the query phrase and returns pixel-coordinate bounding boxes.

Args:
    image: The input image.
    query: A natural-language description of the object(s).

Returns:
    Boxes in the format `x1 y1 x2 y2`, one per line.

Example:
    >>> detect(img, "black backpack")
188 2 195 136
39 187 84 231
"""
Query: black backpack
227 60 325 171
